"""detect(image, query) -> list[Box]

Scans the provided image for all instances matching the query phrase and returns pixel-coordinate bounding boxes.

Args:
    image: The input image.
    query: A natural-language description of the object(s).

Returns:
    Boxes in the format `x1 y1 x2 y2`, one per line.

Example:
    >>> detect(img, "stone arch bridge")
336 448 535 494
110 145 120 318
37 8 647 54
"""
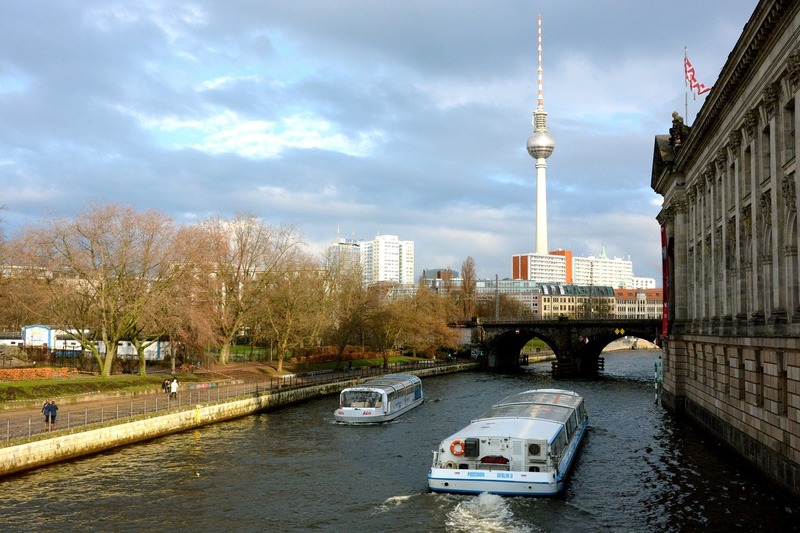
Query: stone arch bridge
470 317 662 376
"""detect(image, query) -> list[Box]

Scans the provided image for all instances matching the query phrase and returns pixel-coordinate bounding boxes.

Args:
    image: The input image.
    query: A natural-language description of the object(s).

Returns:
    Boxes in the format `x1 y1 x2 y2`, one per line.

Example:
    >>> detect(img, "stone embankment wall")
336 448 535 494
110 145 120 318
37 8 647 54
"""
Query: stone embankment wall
0 363 477 478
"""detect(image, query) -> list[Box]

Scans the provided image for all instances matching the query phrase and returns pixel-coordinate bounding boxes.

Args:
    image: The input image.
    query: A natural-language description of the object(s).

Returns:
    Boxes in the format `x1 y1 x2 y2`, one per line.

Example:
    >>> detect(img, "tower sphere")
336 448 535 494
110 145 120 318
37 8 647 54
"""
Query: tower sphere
527 129 555 159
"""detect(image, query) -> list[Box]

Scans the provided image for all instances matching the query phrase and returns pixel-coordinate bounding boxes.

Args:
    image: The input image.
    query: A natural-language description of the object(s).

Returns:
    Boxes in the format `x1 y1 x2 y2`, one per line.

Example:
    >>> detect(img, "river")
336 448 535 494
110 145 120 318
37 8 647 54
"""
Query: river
1 350 798 532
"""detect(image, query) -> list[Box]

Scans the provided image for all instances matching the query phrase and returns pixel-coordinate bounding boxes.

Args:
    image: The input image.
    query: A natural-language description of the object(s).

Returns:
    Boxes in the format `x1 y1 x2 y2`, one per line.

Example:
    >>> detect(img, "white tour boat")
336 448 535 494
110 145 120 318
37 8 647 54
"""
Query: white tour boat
334 374 423 423
428 388 588 496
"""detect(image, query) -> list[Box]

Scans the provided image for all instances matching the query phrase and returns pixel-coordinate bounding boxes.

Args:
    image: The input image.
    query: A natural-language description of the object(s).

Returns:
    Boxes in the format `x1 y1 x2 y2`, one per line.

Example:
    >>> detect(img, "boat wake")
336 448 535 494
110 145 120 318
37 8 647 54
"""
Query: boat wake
373 493 417 514
383 494 413 506
444 493 540 533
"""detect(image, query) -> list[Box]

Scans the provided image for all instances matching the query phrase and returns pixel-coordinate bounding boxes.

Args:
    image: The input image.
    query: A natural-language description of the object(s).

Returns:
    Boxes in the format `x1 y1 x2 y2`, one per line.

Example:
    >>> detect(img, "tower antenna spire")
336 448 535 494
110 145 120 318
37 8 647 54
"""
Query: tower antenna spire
537 14 543 109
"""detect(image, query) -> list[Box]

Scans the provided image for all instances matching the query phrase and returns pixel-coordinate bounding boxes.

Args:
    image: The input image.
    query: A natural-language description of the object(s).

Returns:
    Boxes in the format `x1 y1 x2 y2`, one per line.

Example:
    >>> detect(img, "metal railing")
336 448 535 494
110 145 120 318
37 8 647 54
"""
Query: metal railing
1 359 448 444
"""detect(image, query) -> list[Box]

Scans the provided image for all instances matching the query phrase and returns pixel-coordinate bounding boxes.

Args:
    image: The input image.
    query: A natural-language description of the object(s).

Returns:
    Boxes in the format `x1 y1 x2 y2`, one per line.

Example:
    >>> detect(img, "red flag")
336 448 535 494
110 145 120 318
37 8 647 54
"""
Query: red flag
685 56 711 95
661 224 669 337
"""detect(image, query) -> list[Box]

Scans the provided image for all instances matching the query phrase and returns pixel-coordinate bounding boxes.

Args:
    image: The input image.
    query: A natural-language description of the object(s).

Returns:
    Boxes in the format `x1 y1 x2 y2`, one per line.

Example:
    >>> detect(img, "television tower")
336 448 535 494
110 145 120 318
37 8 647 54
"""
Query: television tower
526 14 555 255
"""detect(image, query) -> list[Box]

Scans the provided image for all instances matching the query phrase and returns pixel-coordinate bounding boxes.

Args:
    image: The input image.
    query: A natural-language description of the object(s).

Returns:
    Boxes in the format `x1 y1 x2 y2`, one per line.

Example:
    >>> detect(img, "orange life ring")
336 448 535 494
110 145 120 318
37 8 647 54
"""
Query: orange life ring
450 439 465 456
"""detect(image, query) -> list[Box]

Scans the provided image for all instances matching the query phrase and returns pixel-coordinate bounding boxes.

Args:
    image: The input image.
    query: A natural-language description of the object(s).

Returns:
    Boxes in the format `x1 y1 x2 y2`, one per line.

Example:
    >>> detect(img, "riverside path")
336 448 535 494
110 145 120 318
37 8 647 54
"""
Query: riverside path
0 359 470 448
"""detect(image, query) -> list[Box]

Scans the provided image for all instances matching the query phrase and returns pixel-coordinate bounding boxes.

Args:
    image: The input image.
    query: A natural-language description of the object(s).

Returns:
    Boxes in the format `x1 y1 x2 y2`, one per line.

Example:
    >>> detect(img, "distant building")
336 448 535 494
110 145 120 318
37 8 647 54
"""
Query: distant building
421 268 459 291
512 246 654 289
572 245 633 287
326 237 361 271
19 325 170 360
535 284 616 319
614 288 663 319
359 234 415 286
631 277 656 289
512 253 567 283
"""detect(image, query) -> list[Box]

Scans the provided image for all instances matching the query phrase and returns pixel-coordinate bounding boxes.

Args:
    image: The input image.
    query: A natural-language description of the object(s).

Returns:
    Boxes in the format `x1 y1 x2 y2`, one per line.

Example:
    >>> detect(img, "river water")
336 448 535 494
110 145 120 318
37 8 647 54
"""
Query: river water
1 350 798 532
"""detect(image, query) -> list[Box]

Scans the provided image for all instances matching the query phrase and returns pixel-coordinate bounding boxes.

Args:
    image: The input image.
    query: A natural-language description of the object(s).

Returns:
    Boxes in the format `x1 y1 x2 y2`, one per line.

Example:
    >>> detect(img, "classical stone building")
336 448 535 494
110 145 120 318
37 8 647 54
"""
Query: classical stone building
652 0 800 498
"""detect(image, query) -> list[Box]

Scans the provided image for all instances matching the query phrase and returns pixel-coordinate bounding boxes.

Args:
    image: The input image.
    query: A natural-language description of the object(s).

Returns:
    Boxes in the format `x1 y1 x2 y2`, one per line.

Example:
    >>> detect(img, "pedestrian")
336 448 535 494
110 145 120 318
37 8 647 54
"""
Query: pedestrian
162 379 170 395
45 400 58 430
170 377 178 399
41 400 50 428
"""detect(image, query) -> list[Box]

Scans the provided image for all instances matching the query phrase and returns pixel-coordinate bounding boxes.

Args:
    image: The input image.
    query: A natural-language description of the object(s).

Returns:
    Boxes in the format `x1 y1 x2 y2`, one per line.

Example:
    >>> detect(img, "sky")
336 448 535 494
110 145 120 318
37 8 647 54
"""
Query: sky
0 0 759 284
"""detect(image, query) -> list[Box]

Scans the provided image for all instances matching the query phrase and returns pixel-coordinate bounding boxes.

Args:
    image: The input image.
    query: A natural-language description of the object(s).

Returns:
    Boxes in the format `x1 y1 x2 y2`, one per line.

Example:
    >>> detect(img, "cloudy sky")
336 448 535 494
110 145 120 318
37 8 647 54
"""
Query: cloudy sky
0 1 758 283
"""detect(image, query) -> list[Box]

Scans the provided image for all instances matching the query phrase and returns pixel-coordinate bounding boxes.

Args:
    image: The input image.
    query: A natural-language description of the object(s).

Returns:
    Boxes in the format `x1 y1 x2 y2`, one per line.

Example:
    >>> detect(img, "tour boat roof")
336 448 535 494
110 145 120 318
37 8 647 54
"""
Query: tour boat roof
340 374 421 394
442 389 583 443
447 417 563 442
475 389 582 425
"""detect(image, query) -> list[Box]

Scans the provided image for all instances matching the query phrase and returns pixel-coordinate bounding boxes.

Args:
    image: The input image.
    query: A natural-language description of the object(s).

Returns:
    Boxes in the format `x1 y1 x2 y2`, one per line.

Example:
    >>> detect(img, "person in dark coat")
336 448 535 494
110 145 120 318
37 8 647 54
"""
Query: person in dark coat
41 400 50 428
45 400 58 430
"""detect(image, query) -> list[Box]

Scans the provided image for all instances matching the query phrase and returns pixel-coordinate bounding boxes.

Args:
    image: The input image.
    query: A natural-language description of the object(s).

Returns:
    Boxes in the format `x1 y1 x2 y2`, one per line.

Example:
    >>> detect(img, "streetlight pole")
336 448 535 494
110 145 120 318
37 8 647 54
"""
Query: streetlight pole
494 274 500 319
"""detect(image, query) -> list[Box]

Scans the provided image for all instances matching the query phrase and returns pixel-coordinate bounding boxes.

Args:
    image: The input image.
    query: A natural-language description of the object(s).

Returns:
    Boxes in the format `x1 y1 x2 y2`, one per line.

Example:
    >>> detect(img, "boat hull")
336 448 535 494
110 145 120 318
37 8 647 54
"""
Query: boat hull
428 468 562 496
334 397 423 424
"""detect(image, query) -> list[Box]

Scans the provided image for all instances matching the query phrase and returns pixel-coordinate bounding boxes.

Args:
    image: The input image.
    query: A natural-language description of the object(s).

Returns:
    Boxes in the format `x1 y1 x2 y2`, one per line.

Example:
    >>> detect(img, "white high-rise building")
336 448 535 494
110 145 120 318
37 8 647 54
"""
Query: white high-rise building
326 237 361 271
572 246 634 288
360 235 415 286
512 253 567 283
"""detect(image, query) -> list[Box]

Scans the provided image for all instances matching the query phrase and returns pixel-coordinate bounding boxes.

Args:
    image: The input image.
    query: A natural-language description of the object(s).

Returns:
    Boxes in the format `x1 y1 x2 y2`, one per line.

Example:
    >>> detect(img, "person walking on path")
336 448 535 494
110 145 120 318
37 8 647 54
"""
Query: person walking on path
170 377 178 399
45 400 58 431
162 379 170 395
41 400 50 428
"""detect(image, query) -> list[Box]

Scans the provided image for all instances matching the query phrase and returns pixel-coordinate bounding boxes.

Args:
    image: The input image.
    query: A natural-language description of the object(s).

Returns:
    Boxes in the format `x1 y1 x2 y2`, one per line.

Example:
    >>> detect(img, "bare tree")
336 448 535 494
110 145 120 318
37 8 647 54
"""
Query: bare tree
321 248 371 370
460 256 477 319
364 286 408 369
1 237 53 333
397 284 461 358
475 292 525 318
19 204 177 377
252 251 326 373
183 215 302 365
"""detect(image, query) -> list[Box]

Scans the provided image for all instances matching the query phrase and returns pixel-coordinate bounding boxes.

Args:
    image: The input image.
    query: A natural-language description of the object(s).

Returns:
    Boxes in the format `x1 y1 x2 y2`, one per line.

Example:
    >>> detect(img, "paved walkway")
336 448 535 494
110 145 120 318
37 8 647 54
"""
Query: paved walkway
0 361 444 443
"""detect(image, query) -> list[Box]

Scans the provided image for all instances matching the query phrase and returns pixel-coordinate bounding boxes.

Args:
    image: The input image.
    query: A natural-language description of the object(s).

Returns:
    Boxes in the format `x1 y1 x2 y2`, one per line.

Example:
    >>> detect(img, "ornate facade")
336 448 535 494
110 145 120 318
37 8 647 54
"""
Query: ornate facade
651 0 800 498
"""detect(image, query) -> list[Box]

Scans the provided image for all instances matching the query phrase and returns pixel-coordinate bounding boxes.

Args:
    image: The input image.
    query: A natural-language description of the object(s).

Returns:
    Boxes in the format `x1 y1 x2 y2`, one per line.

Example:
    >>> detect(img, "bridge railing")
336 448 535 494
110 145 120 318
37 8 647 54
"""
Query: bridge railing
475 315 662 325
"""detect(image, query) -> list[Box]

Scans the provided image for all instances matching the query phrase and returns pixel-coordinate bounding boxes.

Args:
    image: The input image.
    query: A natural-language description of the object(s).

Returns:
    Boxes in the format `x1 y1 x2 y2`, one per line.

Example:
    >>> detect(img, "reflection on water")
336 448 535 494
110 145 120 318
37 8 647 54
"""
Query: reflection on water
0 350 798 532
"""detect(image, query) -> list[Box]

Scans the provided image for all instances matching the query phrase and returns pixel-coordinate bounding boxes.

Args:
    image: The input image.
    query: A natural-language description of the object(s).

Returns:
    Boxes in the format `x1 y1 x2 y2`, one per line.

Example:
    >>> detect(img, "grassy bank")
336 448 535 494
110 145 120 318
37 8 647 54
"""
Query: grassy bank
0 355 435 402
0 373 207 403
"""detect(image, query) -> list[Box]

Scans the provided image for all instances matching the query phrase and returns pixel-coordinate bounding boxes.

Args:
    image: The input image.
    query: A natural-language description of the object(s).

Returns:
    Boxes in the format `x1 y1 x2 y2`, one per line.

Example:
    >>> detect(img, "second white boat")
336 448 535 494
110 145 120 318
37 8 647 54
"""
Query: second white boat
334 373 423 424
428 388 588 496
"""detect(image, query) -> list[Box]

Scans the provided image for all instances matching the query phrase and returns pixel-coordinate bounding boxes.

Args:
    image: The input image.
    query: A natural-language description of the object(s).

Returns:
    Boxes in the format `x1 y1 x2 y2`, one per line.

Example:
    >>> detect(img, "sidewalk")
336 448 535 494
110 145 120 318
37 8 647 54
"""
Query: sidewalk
0 373 254 443
0 360 449 444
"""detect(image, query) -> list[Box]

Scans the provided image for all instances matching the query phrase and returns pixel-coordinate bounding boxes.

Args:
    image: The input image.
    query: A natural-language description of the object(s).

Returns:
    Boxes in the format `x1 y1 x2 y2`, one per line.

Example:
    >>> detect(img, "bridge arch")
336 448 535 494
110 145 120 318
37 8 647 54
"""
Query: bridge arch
473 318 661 376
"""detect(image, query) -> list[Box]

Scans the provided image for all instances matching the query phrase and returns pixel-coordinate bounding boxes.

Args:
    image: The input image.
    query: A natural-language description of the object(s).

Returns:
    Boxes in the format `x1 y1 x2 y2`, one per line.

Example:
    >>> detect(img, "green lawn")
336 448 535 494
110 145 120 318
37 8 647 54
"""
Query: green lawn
0 373 205 403
0 355 434 402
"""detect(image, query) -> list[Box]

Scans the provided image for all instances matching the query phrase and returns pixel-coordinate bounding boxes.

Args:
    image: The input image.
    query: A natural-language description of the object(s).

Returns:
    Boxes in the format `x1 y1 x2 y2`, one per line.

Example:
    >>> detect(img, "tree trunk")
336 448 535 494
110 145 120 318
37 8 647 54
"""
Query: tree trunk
101 343 116 377
137 350 147 377
334 343 347 371
219 342 231 365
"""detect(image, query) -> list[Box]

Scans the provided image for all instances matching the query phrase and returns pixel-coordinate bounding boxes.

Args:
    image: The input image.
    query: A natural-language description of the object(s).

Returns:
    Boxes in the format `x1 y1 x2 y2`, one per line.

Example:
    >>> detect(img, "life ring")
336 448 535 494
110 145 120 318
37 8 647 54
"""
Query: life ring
443 461 458 469
450 439 466 456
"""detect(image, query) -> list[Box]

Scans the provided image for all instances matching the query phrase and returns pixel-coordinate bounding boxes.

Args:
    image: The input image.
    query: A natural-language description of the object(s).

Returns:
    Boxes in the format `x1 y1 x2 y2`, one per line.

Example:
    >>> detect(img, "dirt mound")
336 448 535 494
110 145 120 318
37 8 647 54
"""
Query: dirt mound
202 361 278 382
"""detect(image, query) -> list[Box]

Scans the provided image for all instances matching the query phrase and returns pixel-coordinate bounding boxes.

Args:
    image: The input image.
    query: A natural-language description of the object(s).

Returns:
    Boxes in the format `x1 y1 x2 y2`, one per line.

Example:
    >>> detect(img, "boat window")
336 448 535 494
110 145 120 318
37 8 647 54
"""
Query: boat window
341 390 383 407
565 415 576 438
550 429 567 457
